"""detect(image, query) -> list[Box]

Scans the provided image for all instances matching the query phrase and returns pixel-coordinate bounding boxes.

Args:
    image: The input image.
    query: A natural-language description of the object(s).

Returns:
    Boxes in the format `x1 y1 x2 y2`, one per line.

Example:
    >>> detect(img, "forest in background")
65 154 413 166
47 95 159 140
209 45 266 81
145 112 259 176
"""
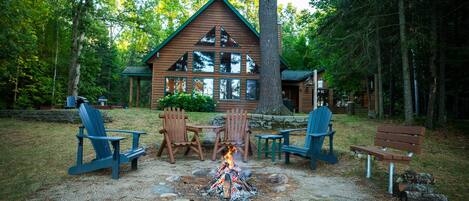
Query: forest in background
1 0 468 128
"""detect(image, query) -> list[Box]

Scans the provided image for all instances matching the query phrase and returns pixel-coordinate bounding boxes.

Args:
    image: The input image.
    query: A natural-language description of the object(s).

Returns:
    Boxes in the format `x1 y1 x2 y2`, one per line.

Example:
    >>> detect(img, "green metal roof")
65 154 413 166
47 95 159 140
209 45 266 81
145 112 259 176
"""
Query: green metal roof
142 0 289 68
121 66 152 77
281 70 314 81
281 69 325 81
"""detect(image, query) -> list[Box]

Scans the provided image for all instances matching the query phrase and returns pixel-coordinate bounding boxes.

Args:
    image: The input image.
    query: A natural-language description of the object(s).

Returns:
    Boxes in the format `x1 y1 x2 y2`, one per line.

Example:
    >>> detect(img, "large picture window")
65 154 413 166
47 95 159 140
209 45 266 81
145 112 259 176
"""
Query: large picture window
168 52 188 71
193 78 214 97
195 27 216 46
246 80 259 100
246 54 259 74
220 79 241 100
192 51 215 72
165 77 186 95
220 52 241 73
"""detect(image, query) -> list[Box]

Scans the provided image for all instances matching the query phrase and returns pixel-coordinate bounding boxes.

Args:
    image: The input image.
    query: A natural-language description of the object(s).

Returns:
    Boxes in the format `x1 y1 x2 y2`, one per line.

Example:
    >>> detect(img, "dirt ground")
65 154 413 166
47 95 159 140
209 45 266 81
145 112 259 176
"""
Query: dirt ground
31 153 391 201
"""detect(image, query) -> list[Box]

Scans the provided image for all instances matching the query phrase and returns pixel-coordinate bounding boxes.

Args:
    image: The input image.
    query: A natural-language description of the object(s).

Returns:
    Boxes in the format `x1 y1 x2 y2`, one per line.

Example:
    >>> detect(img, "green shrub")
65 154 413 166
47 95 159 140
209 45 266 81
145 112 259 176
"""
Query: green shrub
157 92 216 112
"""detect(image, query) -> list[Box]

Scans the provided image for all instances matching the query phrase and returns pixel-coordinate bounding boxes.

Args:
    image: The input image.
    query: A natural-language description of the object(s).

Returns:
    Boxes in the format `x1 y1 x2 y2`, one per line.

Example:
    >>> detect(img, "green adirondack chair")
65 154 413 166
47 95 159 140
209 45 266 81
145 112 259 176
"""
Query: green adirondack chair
68 104 146 179
281 106 338 169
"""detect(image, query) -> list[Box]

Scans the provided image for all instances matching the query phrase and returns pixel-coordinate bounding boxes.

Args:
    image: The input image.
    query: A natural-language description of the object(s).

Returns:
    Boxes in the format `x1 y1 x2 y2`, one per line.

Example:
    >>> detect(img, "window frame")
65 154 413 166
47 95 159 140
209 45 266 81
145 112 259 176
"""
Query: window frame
164 77 187 96
219 78 241 101
246 54 259 74
246 79 259 101
195 26 216 47
192 50 216 73
168 52 188 72
219 52 242 74
220 26 240 48
192 77 214 98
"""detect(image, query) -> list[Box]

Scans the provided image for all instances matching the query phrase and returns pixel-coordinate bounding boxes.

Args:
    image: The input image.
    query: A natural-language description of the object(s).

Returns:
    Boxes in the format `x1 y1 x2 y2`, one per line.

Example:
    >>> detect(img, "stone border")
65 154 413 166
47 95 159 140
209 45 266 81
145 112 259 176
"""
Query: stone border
211 114 308 130
0 109 112 123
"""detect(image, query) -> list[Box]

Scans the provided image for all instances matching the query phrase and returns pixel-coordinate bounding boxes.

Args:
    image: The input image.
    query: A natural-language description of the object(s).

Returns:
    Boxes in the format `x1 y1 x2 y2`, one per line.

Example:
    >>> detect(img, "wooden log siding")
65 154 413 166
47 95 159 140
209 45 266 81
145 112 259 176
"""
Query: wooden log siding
149 1 261 111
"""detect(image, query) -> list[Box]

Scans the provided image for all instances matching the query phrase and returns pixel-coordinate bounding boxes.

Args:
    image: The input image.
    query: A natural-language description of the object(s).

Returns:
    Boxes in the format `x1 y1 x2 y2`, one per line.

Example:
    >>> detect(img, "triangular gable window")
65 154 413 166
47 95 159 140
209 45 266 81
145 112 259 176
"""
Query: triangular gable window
220 27 240 48
168 52 188 71
195 27 216 46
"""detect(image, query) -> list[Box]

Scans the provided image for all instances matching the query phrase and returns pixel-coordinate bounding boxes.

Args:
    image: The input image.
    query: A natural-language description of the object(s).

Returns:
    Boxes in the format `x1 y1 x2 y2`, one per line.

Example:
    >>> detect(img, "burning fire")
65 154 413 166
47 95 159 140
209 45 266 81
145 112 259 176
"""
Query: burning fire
224 146 237 169
206 146 256 200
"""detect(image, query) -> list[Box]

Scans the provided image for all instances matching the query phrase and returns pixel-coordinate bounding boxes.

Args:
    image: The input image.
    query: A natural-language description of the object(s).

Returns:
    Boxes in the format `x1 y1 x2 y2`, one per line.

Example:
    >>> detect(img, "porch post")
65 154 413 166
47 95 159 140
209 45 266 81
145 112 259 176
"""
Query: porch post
136 77 141 108
129 77 133 108
313 70 318 109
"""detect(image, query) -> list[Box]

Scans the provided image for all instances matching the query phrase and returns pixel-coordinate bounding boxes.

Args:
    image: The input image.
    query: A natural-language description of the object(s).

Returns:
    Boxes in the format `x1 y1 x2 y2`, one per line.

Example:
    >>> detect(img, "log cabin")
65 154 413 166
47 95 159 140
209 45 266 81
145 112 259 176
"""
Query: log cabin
122 0 330 113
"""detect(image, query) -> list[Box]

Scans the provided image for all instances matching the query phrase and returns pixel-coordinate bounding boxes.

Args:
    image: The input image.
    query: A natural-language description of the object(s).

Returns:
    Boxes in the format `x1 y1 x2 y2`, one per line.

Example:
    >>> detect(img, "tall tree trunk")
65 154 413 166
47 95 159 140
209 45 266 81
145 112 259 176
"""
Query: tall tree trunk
388 49 395 116
426 5 439 129
398 0 414 124
256 0 289 114
67 0 91 96
438 17 447 125
52 17 59 105
375 26 384 119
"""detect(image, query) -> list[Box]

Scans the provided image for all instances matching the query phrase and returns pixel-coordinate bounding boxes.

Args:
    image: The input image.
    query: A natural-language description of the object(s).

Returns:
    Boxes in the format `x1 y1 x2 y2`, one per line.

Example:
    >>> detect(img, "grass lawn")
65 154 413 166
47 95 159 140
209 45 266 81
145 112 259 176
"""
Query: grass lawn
0 108 468 200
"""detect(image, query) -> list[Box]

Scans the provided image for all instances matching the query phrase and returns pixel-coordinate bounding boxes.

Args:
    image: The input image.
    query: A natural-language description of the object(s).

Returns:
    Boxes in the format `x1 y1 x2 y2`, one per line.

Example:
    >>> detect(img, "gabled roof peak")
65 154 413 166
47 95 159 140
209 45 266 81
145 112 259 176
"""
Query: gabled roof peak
143 0 259 64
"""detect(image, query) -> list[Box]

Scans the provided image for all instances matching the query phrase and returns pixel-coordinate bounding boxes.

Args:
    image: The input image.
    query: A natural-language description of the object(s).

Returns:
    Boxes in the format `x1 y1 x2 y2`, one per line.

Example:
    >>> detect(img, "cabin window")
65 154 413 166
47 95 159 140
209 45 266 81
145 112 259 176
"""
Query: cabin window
220 52 241 73
220 27 240 48
195 27 216 46
220 79 241 100
193 78 214 97
246 80 259 100
192 51 215 72
246 54 259 74
165 77 186 95
168 52 188 71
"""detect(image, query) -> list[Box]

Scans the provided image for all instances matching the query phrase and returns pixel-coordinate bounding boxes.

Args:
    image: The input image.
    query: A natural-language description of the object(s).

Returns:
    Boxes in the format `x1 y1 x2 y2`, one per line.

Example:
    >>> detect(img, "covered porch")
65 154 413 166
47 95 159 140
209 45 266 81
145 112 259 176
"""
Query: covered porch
121 66 152 108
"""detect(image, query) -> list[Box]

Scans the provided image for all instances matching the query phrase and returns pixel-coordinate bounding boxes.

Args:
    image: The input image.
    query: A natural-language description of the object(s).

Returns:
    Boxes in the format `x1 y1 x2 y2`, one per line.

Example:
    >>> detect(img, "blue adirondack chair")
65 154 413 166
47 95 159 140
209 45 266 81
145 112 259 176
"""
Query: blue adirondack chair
65 96 76 109
68 104 146 179
281 106 338 170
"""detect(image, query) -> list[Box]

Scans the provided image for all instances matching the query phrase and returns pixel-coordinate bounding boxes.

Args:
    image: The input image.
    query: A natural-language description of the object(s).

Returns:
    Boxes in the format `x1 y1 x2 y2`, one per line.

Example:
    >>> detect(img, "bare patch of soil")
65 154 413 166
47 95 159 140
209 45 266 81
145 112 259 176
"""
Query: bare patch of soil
31 153 388 201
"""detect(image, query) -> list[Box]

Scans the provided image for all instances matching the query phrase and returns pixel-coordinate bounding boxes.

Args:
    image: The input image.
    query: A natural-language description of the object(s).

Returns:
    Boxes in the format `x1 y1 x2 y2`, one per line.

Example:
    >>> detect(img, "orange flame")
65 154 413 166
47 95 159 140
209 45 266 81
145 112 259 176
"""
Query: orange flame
223 146 237 169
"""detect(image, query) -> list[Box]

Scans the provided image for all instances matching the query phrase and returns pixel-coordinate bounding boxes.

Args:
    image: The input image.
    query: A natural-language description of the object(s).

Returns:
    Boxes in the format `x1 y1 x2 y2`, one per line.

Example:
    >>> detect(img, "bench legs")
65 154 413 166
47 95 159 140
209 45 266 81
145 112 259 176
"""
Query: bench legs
366 154 372 178
388 162 394 194
364 155 394 194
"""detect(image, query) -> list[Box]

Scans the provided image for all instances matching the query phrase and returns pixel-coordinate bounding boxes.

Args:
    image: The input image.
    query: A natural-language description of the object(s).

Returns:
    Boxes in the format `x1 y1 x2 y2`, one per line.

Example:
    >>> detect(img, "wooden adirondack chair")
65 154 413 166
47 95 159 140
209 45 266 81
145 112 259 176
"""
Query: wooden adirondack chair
281 106 338 170
157 108 204 164
68 104 146 179
212 108 252 162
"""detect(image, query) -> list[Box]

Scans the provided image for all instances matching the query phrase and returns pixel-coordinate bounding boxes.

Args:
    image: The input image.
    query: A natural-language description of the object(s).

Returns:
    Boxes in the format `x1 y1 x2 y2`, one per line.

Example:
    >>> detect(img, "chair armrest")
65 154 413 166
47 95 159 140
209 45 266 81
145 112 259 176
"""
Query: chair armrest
215 127 225 134
186 125 202 134
106 129 144 150
106 129 146 135
83 135 126 142
308 131 335 137
280 128 307 146
280 128 307 133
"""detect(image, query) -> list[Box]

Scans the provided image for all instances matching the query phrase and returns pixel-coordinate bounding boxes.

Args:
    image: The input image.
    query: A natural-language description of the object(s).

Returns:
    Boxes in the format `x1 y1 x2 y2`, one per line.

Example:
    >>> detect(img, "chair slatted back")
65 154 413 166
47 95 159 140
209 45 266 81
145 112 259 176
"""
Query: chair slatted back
224 108 248 143
304 106 333 149
375 125 425 154
78 104 112 159
66 96 76 108
161 108 188 143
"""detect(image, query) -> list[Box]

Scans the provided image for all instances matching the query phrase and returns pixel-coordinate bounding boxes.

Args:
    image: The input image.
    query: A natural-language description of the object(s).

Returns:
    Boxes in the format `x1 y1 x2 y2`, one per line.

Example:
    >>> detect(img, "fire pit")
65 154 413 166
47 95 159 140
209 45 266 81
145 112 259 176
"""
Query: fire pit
206 146 257 200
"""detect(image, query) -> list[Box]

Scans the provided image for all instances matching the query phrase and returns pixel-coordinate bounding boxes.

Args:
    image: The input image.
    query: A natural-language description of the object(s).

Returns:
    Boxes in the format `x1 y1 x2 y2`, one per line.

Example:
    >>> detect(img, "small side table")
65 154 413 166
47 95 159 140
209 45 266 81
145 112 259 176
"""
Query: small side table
255 134 283 162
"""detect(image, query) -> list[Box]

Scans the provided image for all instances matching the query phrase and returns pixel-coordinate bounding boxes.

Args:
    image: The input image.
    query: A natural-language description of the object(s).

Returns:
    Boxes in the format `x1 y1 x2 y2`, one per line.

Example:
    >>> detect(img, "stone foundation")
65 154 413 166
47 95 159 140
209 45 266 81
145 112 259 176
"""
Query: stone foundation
0 109 112 123
211 114 308 130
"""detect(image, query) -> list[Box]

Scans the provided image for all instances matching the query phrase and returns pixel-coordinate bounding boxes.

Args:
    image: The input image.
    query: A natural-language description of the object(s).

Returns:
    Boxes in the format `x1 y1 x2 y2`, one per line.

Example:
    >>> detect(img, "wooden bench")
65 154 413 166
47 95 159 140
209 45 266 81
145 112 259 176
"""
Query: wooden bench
350 125 425 194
